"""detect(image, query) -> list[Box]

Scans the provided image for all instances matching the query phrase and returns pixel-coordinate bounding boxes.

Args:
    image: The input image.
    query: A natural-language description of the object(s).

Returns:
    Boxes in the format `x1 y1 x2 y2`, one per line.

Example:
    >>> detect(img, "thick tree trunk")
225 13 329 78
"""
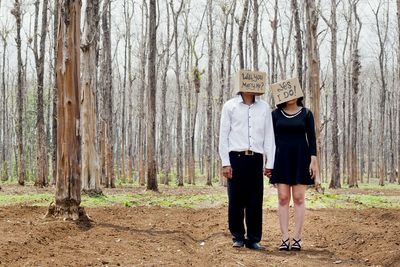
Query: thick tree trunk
12 0 25 186
34 0 49 188
146 0 157 191
47 0 84 220
81 0 101 194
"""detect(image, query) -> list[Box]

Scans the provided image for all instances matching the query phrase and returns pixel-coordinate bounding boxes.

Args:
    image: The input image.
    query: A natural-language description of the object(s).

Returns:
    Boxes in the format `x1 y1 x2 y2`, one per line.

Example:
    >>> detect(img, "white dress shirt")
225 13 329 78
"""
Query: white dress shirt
218 95 276 169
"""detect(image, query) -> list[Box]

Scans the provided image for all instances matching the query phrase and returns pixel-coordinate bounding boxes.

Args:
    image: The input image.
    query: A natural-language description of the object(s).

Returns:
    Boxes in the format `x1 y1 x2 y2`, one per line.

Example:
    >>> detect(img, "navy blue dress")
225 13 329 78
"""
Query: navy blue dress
270 108 317 185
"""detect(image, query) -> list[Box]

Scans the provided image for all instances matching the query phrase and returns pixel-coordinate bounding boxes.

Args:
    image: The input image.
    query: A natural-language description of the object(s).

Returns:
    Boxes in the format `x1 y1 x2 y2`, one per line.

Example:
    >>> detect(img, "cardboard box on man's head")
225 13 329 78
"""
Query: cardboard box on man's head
234 69 267 95
270 77 304 105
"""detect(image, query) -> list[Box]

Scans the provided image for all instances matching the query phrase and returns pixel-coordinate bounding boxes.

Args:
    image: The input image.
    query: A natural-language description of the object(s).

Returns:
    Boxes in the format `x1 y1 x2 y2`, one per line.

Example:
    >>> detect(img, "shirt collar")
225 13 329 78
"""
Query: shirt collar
235 94 260 104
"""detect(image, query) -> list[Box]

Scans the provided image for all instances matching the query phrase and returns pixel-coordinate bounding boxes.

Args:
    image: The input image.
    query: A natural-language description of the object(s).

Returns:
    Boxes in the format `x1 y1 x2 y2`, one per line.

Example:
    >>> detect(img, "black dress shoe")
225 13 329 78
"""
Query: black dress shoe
232 240 245 247
246 242 264 250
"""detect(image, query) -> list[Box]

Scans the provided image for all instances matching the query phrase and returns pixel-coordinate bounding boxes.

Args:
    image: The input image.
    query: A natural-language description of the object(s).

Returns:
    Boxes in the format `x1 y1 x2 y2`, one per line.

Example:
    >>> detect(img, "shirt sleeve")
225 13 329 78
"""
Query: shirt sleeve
219 103 231 166
264 107 276 169
305 109 317 156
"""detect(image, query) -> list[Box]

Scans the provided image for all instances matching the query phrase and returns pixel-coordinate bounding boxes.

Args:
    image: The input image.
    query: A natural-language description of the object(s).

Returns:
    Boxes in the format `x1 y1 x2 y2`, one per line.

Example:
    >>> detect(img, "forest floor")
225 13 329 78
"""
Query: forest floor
0 182 399 267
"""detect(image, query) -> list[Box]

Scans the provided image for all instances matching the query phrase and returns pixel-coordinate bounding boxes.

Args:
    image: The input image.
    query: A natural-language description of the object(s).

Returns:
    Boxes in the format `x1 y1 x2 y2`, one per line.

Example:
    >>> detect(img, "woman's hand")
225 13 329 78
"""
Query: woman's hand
309 156 318 179
222 166 232 179
264 168 272 178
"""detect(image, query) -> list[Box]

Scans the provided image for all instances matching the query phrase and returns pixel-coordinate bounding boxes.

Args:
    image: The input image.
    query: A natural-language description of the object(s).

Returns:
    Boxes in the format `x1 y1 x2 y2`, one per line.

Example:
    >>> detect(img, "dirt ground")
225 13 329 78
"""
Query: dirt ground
0 186 399 267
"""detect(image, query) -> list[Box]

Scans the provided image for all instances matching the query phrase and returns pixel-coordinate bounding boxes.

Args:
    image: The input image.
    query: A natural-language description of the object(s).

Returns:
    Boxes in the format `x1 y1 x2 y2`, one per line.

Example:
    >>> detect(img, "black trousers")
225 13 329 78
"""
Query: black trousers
227 151 264 244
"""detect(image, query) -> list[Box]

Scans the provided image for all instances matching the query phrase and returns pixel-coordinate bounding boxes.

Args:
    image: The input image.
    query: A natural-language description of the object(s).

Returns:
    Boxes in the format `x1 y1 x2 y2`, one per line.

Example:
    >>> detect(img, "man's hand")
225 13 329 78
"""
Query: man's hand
309 156 318 179
264 168 272 178
222 166 232 179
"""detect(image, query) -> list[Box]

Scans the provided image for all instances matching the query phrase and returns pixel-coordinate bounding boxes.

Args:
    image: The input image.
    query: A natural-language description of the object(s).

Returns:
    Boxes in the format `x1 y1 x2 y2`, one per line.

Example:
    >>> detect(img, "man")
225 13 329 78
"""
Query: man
219 83 275 250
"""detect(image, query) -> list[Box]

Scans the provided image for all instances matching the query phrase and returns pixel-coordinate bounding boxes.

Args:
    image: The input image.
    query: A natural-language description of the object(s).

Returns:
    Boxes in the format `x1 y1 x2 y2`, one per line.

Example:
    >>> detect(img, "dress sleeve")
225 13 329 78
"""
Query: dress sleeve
272 110 278 140
305 109 317 156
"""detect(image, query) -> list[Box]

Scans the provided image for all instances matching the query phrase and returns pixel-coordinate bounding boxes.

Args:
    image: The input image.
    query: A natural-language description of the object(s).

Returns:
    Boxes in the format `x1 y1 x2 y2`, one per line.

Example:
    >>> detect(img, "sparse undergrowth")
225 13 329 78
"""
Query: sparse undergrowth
0 182 399 209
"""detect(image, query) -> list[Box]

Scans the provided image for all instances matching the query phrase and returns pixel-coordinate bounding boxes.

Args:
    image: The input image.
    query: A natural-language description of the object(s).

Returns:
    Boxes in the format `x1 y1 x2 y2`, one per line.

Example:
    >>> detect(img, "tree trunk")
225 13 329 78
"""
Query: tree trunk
397 0 400 184
146 0 157 191
270 0 278 83
291 0 303 85
349 2 361 188
160 0 171 185
205 0 214 186
328 0 341 189
305 0 321 185
225 1 236 100
47 0 84 220
238 0 249 69
217 4 230 186
373 2 388 186
101 0 115 188
170 1 184 186
1 31 8 181
51 0 59 186
11 0 25 186
367 83 372 183
252 0 259 70
81 0 101 194
33 0 49 188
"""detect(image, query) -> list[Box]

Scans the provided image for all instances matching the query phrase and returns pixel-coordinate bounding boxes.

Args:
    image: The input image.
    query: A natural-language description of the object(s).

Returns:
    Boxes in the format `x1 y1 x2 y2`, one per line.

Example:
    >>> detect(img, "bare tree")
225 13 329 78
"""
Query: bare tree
349 0 361 188
292 0 303 87
46 0 84 220
81 0 101 193
305 0 321 185
397 0 400 184
100 0 115 188
373 1 389 186
238 0 249 69
252 0 259 70
160 0 172 185
322 0 341 188
0 26 9 181
32 0 49 187
138 0 148 186
205 0 214 186
146 0 157 191
170 0 184 186
270 0 278 83
51 0 59 186
225 1 236 100
11 0 25 186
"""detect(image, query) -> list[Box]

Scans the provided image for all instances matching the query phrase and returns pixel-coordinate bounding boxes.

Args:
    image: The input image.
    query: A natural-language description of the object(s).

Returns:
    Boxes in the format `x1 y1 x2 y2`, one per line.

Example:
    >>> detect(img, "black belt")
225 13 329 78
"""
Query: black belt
230 150 261 156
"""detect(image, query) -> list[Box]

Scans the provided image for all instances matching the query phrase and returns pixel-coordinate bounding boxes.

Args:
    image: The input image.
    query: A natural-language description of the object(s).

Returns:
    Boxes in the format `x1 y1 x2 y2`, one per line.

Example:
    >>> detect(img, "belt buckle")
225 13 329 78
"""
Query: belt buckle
245 150 254 156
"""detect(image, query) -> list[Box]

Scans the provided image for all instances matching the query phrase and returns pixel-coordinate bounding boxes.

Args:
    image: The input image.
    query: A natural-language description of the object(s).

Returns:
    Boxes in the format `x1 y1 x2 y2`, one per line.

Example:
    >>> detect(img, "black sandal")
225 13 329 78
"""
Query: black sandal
291 238 302 251
279 238 290 251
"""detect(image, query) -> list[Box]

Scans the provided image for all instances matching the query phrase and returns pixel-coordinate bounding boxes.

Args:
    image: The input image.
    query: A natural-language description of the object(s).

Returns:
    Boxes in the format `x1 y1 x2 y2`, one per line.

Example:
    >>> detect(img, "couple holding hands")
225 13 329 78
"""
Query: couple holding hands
218 73 318 251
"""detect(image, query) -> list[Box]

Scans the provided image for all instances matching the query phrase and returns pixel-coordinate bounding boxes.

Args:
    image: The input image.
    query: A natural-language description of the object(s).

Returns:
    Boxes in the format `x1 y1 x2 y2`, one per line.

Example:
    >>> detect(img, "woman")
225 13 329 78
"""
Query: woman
266 97 318 251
